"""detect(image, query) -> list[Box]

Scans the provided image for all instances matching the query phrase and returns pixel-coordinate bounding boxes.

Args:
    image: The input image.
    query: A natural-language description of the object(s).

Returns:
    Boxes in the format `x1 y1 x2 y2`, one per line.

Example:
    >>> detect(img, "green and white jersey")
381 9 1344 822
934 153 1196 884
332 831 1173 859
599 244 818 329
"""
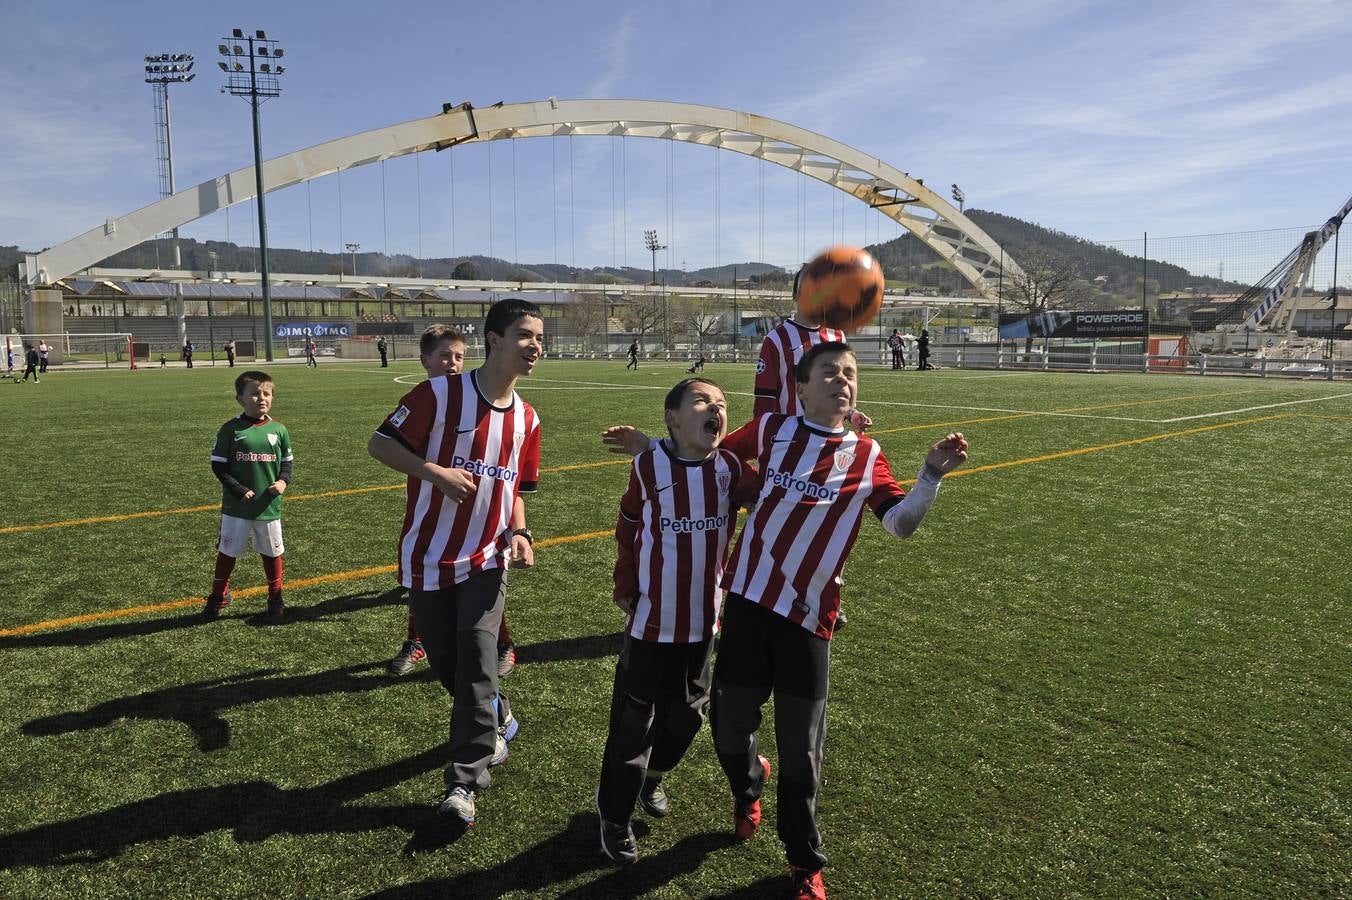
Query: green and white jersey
210 415 294 521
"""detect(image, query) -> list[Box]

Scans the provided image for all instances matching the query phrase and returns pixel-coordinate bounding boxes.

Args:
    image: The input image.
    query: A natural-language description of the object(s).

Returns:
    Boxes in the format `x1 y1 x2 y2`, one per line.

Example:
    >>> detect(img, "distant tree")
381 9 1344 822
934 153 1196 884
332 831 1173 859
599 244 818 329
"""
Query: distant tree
452 261 479 280
673 296 723 352
563 293 609 351
999 248 1094 350
617 294 664 349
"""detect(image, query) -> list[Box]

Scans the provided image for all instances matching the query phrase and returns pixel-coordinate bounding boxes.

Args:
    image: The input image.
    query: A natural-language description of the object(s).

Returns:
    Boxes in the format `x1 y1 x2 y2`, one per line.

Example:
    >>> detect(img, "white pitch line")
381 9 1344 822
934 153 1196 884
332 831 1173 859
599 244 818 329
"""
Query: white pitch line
1155 392 1352 422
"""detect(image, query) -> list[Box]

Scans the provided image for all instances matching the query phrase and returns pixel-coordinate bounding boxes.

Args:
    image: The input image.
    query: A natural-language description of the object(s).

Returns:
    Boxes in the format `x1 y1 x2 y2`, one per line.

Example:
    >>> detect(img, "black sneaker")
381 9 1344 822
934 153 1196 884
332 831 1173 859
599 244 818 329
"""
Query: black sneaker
264 592 285 624
203 590 232 620
596 789 637 865
497 641 516 677
387 640 426 675
638 777 669 818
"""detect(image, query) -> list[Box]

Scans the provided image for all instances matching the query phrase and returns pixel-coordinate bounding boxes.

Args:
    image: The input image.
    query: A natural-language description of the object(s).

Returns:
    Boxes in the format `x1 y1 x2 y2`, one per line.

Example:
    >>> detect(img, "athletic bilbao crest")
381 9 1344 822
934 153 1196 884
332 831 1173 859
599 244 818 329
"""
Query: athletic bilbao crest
267 433 278 447
513 431 525 452
717 472 731 496
833 450 855 472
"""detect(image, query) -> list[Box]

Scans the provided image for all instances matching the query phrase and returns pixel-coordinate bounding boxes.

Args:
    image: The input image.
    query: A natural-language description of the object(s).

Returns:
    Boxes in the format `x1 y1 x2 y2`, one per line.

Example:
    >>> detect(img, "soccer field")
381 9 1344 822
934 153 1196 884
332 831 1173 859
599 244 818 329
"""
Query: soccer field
1 360 1347 898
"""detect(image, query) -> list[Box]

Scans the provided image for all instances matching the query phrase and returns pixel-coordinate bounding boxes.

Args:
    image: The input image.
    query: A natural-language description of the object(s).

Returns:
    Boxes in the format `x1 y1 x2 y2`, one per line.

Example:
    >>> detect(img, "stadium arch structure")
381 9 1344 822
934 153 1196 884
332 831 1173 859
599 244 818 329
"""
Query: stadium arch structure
21 98 1024 296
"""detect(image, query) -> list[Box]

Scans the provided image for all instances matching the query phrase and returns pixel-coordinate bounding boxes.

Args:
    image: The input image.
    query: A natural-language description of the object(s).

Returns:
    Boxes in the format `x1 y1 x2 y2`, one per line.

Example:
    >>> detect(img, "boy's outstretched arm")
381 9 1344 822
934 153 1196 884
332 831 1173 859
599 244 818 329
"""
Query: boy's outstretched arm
600 425 654 456
876 432 968 540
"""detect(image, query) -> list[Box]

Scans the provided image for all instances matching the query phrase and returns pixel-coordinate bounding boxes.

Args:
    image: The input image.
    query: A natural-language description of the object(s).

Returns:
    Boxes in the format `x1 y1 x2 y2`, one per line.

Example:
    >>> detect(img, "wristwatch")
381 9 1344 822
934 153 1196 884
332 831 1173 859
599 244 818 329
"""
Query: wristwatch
510 527 534 545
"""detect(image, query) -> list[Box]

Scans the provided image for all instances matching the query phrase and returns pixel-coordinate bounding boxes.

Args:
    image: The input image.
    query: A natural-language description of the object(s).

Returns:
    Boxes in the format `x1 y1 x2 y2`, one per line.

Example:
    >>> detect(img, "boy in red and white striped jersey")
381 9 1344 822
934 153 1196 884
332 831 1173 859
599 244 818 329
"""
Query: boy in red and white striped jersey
367 299 543 827
595 378 758 865
713 341 967 899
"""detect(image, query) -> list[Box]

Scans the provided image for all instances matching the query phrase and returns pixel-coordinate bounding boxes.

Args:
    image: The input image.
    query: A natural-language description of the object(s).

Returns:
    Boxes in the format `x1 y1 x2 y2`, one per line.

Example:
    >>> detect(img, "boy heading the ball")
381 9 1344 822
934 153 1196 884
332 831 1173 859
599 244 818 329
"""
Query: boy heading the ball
595 377 758 865
368 298 543 827
204 370 293 623
713 341 967 899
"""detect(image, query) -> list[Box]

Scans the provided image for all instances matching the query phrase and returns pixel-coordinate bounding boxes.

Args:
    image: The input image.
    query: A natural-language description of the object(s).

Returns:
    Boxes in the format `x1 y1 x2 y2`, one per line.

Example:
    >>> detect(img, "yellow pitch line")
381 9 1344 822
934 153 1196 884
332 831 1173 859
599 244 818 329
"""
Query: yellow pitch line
938 413 1291 479
0 460 632 536
0 532 612 638
2 416 1292 639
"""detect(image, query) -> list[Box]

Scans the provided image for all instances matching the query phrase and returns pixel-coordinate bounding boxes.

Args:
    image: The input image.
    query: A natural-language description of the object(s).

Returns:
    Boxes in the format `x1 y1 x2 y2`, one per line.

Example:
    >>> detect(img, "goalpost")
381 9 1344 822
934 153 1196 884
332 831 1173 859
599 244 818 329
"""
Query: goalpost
7 333 137 370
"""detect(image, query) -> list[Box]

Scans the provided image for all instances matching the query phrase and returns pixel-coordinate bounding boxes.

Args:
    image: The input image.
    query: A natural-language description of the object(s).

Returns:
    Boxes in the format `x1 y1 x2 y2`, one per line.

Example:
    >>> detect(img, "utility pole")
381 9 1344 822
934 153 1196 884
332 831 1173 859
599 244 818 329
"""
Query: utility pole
220 29 287 362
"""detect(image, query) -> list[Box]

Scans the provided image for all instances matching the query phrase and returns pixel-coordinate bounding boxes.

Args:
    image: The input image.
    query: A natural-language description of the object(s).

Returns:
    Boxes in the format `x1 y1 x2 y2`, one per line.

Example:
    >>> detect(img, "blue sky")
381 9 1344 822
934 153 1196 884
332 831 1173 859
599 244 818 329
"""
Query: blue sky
3 0 1350 277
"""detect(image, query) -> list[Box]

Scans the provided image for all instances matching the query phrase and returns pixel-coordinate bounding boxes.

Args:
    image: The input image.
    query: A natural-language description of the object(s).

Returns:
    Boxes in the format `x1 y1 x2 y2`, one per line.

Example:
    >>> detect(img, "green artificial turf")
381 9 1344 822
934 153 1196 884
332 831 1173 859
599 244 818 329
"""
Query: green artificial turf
0 359 1348 898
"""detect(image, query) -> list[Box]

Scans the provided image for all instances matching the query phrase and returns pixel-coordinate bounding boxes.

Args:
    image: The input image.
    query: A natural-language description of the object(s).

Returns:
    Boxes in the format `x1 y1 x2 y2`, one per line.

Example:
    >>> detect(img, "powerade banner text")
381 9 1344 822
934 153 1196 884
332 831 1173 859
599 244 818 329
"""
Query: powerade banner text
275 323 352 338
999 309 1147 339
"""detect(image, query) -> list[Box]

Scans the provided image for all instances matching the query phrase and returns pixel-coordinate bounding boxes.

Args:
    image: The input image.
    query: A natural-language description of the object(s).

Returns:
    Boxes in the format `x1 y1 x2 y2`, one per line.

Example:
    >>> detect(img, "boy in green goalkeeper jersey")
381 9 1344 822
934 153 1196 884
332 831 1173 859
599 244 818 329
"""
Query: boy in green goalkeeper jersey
204 370 294 623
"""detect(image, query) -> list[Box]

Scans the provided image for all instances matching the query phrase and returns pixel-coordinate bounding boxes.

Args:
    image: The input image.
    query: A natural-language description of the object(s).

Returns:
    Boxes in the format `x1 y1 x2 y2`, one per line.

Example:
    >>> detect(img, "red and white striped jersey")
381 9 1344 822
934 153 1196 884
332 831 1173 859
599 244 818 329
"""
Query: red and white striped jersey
753 319 846 417
375 370 541 591
721 413 905 639
614 443 756 643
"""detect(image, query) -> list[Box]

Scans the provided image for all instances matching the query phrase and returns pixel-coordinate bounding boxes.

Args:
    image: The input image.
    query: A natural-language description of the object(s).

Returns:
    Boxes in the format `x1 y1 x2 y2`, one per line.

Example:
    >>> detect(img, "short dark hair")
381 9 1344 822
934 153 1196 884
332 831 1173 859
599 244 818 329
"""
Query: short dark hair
483 298 543 355
795 341 855 383
420 323 466 358
664 377 723 411
235 370 273 396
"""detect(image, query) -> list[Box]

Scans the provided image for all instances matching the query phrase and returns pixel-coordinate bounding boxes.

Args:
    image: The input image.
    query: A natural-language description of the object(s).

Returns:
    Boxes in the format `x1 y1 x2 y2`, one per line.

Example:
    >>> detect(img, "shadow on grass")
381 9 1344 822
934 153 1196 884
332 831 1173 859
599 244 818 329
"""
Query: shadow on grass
22 660 434 751
0 744 451 869
0 586 406 651
516 631 623 666
374 813 739 899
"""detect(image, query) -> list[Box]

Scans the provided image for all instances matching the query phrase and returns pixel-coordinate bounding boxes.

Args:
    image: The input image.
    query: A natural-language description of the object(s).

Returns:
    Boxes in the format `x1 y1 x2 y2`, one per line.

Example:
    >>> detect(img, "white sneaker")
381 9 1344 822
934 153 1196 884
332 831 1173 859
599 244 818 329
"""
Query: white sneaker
437 785 476 825
489 732 509 767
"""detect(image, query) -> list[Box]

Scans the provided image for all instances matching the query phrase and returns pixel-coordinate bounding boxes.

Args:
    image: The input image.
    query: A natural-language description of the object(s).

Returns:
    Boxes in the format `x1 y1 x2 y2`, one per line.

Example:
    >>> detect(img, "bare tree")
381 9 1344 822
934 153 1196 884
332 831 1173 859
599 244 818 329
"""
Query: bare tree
1000 248 1094 350
673 296 723 354
617 294 664 349
562 293 609 351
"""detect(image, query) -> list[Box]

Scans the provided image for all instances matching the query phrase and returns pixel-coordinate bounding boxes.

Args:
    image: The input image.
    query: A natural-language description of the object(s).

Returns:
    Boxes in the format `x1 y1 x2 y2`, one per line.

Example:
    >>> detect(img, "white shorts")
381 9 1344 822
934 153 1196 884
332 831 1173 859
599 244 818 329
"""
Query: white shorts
218 514 285 558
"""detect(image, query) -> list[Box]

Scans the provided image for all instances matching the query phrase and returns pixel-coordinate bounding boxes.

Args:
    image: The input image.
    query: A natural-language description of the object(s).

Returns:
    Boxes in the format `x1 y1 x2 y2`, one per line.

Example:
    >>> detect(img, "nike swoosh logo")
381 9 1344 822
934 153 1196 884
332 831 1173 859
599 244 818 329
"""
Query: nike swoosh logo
233 435 247 442
654 483 675 493
455 427 476 434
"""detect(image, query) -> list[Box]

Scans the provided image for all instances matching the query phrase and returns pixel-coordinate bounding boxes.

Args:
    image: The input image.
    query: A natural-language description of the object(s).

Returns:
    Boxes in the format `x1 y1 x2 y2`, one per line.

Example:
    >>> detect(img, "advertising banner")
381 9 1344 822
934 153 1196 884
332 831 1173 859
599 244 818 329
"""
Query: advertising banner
275 323 352 338
999 309 1147 339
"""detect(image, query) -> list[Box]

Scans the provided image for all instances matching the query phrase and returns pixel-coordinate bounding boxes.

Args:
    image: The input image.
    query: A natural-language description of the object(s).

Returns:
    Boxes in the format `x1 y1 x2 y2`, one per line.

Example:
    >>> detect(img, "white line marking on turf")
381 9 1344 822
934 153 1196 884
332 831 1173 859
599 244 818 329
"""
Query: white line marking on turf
1154 392 1352 422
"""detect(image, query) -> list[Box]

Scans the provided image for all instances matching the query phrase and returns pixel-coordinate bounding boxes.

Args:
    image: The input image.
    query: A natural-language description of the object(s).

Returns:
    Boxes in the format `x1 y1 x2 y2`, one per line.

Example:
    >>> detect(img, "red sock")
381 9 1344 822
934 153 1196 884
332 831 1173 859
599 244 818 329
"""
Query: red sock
498 609 513 645
261 554 283 595
407 610 420 642
212 552 237 597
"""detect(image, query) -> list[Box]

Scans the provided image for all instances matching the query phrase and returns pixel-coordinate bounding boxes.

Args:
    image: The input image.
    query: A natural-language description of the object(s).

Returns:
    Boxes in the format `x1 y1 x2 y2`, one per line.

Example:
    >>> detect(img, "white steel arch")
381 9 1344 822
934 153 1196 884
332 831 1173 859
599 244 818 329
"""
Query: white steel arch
22 98 1024 295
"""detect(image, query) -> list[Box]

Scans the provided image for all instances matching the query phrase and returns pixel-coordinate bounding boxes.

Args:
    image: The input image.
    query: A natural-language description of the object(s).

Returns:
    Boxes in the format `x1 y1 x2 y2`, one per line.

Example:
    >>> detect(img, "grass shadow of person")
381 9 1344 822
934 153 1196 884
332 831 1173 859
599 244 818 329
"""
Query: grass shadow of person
515 631 623 667
386 816 742 898
0 586 406 652
22 660 434 752
0 743 449 870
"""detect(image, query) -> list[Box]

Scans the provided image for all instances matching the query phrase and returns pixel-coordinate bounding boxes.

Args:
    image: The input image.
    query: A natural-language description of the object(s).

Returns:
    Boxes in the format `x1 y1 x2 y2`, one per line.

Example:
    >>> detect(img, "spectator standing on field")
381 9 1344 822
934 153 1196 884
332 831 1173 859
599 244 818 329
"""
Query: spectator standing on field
378 335 389 367
917 329 932 370
306 338 318 368
626 341 640 371
888 329 905 370
183 341 195 369
225 340 236 368
19 343 40 383
38 340 50 373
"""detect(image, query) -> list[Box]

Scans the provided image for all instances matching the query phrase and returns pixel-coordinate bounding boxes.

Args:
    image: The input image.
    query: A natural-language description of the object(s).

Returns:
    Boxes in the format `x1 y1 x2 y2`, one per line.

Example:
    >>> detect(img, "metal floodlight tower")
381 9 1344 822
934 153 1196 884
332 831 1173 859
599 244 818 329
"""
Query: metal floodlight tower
345 242 361 278
950 184 965 213
144 53 194 268
220 28 287 362
643 229 665 285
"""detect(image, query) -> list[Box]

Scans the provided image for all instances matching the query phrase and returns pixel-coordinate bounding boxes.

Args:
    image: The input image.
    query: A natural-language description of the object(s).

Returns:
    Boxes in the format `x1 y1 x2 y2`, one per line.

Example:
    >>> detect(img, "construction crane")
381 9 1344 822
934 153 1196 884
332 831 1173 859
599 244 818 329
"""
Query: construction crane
1202 192 1351 335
